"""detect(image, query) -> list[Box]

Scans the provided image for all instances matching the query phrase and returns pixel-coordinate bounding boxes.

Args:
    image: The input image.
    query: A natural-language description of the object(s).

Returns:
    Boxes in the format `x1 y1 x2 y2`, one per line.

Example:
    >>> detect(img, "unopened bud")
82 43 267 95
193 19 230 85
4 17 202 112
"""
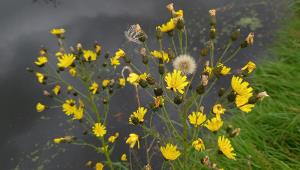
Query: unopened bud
200 47 209 57
174 95 183 105
176 18 185 30
158 64 165 75
218 88 225 97
196 84 205 95
231 29 241 41
139 79 148 88
156 27 163 40
210 26 216 39
229 128 241 137
146 76 155 85
227 92 236 102
154 87 163 96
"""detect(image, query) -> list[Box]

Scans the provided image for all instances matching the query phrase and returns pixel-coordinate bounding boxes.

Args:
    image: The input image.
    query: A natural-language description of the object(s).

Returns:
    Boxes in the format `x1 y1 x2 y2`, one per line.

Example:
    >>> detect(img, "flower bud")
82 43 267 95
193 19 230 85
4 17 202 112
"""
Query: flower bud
76 43 83 52
210 26 216 39
104 52 110 59
158 64 165 75
218 88 225 97
124 56 131 63
227 92 236 102
154 87 163 96
26 67 34 73
156 27 163 40
139 79 148 88
200 47 209 57
174 95 183 105
146 76 155 85
248 96 258 104
142 55 148 64
176 18 185 30
102 62 107 67
196 84 205 95
231 29 241 41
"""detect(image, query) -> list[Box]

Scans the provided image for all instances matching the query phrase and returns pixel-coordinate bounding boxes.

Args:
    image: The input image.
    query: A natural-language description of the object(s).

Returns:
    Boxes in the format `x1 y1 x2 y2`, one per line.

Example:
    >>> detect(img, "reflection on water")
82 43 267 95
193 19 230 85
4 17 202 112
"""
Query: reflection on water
0 0 287 169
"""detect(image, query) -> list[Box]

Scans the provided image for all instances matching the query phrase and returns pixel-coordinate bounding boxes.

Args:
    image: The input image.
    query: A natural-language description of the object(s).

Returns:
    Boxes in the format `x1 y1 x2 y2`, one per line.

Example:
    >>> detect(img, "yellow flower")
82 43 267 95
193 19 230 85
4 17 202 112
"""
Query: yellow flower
236 95 255 113
53 137 64 144
52 85 61 95
160 143 181 161
127 73 140 85
231 76 253 96
158 18 176 33
34 56 48 66
73 99 84 120
127 72 148 86
55 51 63 58
110 56 120 68
241 61 256 73
92 123 107 137
126 133 140 149
217 63 231 75
212 104 226 117
83 50 97 61
165 70 189 94
50 28 65 36
192 138 205 151
95 162 104 170
89 82 99 94
188 111 207 127
57 53 76 69
36 102 46 112
115 48 126 58
69 67 77 77
121 153 127 161
203 65 213 77
218 136 236 160
151 50 170 63
35 72 46 84
95 44 102 55
102 79 110 88
174 10 184 18
119 78 126 87
129 107 147 124
205 117 223 132
62 99 76 116
108 132 119 143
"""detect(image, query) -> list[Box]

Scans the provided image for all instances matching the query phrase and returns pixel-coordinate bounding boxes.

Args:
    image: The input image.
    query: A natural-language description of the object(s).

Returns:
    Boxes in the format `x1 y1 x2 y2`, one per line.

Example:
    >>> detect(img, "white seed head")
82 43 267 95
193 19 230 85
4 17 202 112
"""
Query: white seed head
172 54 196 75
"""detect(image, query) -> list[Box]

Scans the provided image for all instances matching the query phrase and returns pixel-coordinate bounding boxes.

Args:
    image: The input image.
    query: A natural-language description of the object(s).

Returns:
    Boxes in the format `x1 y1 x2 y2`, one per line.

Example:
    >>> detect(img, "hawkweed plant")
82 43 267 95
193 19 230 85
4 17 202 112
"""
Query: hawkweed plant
29 3 268 170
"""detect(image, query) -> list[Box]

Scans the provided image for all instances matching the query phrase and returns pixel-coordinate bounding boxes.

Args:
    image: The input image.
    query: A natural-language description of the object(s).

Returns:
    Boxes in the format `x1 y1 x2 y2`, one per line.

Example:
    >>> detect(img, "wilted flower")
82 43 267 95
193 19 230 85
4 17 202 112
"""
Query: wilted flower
124 24 146 44
209 9 216 17
246 32 255 46
256 91 269 101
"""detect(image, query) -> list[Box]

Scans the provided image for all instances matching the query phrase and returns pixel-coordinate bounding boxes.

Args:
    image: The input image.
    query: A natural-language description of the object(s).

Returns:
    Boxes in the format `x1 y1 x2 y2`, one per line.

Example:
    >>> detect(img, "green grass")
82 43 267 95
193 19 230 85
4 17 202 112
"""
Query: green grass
218 1 300 170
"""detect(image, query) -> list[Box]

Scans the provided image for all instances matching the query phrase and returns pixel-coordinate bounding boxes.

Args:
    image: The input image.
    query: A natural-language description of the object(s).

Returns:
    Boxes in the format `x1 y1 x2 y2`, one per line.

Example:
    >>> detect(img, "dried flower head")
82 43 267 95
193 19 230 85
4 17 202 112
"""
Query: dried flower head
124 24 146 44
246 32 255 46
256 91 269 101
172 54 196 75
209 9 216 17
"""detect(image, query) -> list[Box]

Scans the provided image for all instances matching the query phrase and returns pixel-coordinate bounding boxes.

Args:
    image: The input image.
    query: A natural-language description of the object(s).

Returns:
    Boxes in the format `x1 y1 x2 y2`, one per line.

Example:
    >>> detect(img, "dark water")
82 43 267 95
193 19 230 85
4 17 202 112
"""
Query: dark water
0 0 287 169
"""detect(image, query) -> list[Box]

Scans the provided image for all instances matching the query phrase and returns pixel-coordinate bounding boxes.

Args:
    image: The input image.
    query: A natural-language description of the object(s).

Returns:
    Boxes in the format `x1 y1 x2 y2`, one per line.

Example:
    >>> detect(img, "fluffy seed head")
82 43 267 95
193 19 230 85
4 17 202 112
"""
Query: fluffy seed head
172 54 196 75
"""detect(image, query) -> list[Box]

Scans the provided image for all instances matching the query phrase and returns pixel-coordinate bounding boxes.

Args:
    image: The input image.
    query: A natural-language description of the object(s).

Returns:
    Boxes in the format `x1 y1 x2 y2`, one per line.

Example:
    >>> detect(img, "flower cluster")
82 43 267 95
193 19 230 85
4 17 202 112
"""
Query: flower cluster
29 3 268 170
